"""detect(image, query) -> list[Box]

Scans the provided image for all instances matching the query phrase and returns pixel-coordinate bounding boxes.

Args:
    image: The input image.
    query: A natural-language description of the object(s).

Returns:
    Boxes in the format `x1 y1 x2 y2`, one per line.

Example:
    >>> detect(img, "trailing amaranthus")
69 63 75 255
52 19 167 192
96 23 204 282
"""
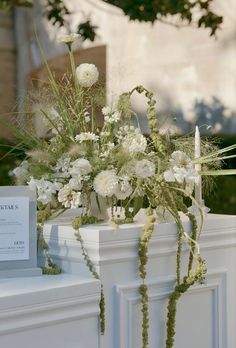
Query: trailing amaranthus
37 205 61 275
138 207 156 348
72 215 105 335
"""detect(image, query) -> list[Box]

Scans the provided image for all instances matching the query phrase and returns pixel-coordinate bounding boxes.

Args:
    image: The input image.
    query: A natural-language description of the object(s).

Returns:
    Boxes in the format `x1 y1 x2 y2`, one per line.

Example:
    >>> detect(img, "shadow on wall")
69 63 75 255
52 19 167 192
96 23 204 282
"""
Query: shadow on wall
175 97 236 135
135 95 236 136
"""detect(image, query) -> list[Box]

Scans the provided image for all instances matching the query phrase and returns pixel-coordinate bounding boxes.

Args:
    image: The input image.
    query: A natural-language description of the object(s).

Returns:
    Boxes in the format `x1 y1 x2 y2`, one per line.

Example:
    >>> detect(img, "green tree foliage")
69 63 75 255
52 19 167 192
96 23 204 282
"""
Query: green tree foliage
1 0 223 40
104 0 223 36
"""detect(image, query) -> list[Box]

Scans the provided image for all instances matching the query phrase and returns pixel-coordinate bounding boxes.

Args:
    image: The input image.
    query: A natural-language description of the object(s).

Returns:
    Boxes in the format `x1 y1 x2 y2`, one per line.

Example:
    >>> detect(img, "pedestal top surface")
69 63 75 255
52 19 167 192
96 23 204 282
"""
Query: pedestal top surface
0 274 100 310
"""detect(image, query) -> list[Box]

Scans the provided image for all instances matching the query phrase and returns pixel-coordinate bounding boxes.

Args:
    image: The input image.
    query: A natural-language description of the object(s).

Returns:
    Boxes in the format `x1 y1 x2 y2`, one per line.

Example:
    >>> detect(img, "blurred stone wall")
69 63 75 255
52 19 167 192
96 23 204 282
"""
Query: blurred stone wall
11 0 236 135
0 11 16 138
68 0 235 135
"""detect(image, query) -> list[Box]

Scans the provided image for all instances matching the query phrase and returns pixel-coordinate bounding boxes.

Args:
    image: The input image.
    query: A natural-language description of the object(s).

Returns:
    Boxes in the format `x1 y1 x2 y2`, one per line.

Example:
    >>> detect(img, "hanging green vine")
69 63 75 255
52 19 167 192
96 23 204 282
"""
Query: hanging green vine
165 258 207 348
138 207 156 348
72 215 105 335
37 205 61 275
123 85 168 158
165 198 205 348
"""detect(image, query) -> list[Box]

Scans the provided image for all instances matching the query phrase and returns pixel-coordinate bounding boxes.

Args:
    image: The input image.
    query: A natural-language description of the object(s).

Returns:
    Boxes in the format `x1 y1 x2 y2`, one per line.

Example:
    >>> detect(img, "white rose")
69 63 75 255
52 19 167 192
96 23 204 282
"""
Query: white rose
76 63 99 88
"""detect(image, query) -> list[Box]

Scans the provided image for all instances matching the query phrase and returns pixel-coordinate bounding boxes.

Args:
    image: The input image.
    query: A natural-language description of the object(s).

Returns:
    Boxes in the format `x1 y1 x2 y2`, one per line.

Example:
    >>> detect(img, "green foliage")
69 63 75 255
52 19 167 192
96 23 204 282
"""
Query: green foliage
104 0 223 35
2 0 223 37
0 138 24 185
205 135 236 215
45 0 69 27
73 217 105 335
138 208 156 348
0 0 32 10
77 20 98 42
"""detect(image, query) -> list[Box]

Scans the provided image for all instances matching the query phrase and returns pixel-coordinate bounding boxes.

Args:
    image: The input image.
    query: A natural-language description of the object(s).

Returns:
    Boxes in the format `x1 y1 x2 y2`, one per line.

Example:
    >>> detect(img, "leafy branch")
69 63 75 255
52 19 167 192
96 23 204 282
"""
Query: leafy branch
2 0 223 38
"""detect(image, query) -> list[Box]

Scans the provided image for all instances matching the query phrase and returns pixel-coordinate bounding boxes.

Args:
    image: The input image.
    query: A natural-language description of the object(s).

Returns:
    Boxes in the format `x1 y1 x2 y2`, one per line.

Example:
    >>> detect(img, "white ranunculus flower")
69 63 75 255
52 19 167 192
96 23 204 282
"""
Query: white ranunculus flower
122 132 147 155
93 170 118 197
76 63 99 88
69 158 92 176
135 159 156 178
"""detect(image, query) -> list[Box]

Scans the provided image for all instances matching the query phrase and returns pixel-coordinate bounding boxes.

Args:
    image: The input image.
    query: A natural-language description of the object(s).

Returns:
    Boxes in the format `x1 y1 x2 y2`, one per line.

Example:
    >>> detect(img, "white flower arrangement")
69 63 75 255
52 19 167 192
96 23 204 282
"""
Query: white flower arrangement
9 36 236 348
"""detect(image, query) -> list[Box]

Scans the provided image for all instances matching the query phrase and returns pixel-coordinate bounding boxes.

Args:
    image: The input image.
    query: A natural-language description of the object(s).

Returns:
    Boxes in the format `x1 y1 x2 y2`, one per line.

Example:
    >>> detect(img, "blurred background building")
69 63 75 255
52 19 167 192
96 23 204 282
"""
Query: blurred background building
0 0 235 138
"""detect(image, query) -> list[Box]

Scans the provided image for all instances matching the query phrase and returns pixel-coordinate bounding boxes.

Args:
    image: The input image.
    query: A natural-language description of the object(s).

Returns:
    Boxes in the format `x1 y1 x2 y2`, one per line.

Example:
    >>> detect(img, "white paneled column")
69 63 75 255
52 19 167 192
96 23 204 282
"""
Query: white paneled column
0 274 100 348
43 214 236 348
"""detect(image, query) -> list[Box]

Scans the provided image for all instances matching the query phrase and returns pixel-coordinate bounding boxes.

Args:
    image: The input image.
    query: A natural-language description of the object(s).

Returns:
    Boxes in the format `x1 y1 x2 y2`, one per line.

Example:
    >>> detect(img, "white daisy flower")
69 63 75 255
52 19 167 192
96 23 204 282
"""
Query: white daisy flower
60 33 80 44
75 132 99 142
102 106 112 115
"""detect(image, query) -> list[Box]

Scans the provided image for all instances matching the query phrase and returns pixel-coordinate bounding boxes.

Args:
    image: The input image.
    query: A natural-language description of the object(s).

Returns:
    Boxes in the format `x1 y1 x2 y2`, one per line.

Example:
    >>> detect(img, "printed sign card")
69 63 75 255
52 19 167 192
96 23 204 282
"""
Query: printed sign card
0 186 41 278
0 197 29 261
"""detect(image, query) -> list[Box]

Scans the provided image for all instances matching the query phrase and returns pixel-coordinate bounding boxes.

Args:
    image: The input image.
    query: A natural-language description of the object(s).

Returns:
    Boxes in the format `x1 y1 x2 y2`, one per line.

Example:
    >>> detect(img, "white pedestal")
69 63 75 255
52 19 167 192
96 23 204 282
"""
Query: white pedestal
0 274 100 348
42 214 236 348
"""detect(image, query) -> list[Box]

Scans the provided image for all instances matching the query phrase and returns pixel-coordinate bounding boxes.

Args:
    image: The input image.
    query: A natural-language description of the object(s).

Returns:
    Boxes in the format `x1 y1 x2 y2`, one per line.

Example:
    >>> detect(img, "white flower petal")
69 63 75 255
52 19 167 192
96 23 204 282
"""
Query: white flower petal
76 64 99 88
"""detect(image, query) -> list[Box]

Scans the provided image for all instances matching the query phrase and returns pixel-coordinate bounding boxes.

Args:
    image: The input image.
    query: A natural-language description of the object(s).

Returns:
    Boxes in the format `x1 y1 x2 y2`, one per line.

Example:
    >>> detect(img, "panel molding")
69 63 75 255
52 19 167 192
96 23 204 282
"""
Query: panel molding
43 217 236 266
0 293 100 336
114 269 227 348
